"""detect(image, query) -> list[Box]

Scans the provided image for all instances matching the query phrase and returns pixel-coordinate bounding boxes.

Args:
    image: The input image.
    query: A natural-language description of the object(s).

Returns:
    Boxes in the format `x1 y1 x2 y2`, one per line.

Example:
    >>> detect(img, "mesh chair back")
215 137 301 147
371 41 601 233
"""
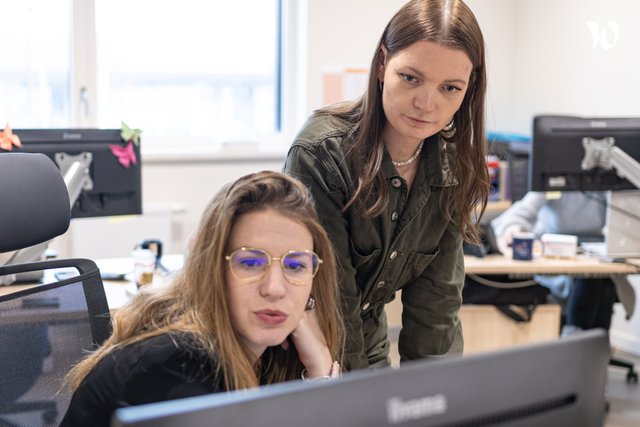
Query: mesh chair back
0 260 110 427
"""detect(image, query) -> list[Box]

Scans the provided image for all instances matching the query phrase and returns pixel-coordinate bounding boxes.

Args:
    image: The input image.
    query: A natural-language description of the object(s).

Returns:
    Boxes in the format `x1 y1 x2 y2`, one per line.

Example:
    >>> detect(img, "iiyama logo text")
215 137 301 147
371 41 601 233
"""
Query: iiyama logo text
62 132 82 140
386 394 447 424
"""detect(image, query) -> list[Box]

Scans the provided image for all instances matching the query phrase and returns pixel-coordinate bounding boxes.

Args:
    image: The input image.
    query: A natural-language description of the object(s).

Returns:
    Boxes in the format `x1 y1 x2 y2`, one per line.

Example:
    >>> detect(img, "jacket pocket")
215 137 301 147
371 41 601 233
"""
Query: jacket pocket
348 239 382 271
396 249 439 287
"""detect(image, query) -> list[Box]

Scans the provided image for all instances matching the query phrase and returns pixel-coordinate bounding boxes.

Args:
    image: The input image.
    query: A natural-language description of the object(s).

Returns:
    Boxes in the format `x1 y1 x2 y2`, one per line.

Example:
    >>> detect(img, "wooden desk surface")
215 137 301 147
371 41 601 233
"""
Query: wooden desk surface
465 249 640 276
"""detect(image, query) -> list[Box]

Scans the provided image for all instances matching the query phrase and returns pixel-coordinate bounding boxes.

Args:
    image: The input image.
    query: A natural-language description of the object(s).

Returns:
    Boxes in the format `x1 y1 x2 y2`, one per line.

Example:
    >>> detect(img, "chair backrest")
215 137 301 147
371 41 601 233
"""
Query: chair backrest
0 152 111 425
0 259 111 426
0 152 70 253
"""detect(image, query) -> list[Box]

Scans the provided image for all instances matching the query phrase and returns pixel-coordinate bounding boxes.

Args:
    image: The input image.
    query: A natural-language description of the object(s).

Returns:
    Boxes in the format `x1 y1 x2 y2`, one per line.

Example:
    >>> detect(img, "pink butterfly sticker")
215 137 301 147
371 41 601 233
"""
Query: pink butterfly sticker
109 141 137 168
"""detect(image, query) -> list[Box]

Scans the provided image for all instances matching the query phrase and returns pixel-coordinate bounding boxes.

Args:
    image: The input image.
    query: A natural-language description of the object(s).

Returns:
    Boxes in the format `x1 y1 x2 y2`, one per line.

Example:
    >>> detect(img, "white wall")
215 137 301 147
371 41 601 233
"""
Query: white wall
305 0 403 112
466 0 518 133
510 0 640 134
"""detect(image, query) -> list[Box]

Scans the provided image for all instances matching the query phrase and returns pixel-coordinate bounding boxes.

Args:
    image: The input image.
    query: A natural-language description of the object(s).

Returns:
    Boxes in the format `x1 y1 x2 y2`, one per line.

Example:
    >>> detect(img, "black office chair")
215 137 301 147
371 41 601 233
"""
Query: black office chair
609 279 638 384
0 153 112 426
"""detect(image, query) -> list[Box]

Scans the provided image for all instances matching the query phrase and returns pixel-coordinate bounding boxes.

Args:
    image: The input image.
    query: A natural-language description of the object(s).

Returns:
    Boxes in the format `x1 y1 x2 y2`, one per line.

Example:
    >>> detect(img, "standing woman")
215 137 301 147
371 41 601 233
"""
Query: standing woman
284 0 489 370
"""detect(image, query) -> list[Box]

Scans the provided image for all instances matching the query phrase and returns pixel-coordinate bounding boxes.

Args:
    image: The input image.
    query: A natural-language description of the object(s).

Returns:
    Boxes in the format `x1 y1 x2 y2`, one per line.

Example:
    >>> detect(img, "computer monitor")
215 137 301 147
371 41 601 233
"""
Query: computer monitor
8 128 142 219
112 330 609 427
530 115 640 257
0 129 142 280
530 115 640 192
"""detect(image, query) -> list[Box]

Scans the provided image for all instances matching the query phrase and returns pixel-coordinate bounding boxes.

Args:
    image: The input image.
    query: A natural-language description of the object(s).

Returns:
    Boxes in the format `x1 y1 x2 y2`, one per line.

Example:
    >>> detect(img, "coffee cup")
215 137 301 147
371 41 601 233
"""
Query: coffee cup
131 248 156 288
512 231 536 261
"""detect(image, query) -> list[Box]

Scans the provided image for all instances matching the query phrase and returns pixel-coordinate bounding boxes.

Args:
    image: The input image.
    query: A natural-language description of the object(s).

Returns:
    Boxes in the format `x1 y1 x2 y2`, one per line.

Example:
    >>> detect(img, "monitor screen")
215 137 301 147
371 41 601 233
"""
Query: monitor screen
8 128 142 218
112 330 608 427
530 115 640 192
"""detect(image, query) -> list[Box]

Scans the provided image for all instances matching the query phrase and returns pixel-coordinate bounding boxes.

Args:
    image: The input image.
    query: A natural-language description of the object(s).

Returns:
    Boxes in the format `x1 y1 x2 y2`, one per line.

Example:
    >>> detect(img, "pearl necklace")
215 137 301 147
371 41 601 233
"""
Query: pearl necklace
391 140 424 168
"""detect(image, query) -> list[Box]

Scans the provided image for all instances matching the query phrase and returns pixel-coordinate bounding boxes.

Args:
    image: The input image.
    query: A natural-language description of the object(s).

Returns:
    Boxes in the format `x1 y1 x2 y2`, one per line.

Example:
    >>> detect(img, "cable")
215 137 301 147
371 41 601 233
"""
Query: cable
467 273 539 289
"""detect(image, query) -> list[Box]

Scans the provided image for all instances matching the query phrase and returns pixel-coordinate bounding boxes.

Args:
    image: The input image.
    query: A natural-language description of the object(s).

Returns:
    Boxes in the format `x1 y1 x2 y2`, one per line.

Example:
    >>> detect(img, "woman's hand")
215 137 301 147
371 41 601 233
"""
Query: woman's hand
501 225 525 247
284 308 334 379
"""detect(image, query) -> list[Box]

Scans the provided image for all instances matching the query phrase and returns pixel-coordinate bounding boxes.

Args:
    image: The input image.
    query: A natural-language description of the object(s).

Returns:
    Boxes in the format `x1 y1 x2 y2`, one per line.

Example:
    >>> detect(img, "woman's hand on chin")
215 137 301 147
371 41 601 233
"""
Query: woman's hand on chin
286 310 333 379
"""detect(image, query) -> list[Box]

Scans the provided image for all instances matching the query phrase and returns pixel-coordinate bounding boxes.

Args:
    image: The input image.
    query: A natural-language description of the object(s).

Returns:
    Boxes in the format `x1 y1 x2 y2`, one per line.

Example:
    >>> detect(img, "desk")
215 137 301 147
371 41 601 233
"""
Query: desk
459 249 640 354
397 249 638 356
0 255 185 311
0 273 136 312
464 249 640 277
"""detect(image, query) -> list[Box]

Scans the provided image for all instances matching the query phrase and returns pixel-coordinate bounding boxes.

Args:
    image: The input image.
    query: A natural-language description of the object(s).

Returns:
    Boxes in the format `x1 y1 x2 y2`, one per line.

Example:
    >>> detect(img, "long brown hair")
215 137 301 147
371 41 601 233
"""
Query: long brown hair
66 171 344 391
317 0 489 242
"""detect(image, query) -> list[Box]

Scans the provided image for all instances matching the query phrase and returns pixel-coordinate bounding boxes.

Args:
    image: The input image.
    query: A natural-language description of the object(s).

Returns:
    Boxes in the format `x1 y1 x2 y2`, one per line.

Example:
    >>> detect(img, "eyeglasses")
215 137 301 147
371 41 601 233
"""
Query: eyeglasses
225 247 322 286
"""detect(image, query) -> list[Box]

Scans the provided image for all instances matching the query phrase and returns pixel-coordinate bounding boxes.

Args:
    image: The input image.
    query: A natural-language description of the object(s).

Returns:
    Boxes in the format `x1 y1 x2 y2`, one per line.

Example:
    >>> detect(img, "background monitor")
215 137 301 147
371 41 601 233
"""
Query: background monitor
530 115 640 257
8 128 142 218
530 115 640 192
112 330 609 427
0 128 142 281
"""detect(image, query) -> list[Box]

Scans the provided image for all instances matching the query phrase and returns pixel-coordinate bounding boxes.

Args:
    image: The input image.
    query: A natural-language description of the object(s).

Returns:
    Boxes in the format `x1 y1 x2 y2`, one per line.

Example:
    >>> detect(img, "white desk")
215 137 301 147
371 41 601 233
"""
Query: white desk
0 255 185 311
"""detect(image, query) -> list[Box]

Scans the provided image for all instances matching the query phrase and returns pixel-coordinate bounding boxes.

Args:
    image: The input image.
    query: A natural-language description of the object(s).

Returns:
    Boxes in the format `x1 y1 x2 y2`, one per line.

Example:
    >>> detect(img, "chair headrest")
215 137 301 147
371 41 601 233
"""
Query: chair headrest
0 153 71 252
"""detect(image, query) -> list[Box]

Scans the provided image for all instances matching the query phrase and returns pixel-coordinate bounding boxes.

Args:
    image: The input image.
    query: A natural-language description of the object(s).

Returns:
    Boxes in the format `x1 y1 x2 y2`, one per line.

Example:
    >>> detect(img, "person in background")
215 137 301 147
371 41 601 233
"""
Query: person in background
61 171 344 427
284 0 490 370
492 191 635 335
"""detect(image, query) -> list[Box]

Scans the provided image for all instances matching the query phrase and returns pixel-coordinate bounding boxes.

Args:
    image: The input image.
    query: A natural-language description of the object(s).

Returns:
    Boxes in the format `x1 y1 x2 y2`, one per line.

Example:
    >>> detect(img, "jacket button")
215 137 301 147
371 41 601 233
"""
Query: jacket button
391 178 402 188
376 281 385 288
391 211 399 221
390 251 398 260
362 302 370 311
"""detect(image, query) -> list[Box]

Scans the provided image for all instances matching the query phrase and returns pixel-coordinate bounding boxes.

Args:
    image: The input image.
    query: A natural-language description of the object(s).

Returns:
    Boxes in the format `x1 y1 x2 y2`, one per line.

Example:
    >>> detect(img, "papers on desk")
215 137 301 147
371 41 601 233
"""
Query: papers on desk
580 242 625 262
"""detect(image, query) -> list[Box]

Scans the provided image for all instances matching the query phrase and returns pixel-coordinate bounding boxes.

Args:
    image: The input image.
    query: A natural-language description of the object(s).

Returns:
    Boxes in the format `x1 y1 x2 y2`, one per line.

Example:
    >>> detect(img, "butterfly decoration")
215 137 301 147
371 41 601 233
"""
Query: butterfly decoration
109 140 137 169
120 121 142 146
0 124 22 151
109 121 141 168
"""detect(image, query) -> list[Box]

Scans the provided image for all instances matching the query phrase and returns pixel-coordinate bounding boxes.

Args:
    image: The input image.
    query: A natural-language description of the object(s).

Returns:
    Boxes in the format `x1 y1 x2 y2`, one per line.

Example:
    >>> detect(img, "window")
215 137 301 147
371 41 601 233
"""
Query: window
0 0 294 154
0 0 72 127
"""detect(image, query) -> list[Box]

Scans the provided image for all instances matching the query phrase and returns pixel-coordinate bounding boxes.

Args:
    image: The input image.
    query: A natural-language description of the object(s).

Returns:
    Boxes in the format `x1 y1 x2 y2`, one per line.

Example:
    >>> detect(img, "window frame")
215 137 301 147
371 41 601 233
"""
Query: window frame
71 0 306 160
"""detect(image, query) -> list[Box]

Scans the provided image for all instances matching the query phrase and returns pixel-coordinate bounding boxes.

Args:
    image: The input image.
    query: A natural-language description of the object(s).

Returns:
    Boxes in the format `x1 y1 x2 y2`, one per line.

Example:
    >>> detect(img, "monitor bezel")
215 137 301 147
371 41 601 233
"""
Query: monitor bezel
111 330 609 427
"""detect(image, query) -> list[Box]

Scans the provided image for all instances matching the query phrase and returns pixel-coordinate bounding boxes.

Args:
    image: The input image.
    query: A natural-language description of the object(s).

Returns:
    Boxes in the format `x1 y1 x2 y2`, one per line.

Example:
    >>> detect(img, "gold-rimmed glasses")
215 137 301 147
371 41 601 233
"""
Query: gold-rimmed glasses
225 247 322 286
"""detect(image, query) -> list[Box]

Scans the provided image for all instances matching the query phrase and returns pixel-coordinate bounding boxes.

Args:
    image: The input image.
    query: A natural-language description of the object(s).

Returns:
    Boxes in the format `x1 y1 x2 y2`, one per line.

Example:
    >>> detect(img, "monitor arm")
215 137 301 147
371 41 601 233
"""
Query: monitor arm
55 152 94 208
582 136 640 189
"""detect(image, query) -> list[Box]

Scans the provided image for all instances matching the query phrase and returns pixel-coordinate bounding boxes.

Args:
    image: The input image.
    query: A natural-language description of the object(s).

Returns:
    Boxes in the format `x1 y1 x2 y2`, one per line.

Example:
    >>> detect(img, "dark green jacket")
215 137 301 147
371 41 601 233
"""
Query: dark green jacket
283 114 464 370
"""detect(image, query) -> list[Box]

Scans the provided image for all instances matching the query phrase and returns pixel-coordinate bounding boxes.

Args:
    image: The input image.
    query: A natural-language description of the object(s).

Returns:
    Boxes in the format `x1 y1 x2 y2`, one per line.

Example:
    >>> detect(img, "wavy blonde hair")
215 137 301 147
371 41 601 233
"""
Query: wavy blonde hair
66 171 344 391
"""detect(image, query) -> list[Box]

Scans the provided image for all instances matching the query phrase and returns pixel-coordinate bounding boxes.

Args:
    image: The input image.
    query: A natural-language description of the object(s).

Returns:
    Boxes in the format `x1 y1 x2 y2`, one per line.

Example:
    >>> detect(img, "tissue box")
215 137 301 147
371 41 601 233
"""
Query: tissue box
540 233 578 258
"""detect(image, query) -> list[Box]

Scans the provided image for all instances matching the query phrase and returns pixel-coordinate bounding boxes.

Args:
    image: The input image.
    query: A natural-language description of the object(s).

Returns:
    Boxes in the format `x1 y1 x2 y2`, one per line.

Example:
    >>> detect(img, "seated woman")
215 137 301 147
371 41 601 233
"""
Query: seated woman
61 171 344 427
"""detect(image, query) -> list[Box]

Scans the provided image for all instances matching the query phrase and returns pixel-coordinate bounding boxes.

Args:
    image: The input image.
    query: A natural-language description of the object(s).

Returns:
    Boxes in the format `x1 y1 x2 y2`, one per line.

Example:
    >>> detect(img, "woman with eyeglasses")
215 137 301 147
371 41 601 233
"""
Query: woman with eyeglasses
284 0 489 370
61 171 344 427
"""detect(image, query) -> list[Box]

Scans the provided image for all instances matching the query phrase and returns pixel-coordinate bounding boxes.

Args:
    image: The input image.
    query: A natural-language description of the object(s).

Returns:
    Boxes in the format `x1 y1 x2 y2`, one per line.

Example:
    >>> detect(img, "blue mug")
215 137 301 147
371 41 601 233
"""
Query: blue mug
512 232 535 261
